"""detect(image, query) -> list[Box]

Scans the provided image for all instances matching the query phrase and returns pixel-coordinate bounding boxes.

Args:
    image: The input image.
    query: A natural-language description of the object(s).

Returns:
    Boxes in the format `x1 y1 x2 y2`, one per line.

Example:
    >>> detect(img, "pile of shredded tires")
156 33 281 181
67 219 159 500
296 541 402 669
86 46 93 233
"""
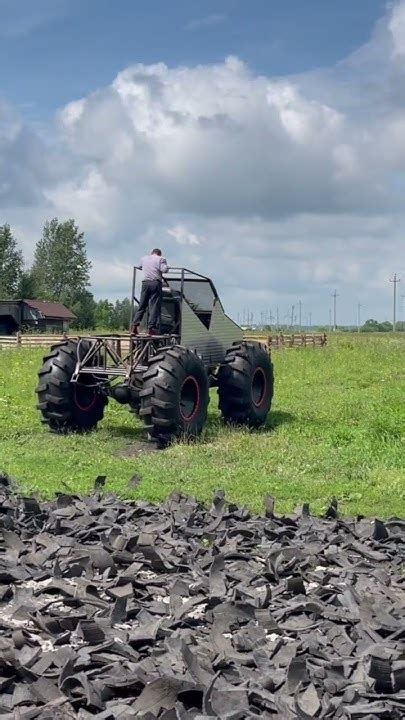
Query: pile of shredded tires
0 474 404 719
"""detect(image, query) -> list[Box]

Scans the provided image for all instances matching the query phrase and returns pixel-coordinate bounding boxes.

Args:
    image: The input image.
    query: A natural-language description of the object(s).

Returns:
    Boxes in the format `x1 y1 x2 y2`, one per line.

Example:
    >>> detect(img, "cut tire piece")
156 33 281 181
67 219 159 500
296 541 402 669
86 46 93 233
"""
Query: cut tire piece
217 341 274 428
140 346 209 444
36 340 108 433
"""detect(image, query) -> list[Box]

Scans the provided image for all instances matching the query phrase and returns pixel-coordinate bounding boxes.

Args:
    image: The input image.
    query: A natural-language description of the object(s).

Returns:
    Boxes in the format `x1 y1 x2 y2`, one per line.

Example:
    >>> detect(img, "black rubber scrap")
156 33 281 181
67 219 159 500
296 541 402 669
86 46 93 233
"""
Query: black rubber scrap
0 484 404 718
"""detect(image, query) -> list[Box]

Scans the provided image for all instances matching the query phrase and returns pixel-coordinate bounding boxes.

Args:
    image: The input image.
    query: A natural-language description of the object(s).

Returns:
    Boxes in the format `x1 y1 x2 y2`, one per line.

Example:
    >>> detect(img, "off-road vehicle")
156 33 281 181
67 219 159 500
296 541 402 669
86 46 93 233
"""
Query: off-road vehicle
36 268 274 444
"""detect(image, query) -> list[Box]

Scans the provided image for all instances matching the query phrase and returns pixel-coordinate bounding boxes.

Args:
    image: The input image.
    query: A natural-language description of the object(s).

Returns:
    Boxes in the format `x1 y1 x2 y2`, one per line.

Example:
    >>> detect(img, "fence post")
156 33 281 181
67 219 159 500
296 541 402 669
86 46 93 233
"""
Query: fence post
16 332 21 348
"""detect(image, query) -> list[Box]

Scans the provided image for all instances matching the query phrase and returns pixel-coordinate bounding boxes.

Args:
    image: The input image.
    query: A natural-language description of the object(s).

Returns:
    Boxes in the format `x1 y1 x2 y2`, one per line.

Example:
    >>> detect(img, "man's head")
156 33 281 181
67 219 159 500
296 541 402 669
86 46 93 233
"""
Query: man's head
152 248 162 256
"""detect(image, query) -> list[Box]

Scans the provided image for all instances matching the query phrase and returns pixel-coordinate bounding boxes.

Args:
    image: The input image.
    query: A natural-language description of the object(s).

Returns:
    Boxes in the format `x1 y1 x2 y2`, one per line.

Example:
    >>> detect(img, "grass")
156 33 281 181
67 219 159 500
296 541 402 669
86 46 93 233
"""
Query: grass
0 333 404 517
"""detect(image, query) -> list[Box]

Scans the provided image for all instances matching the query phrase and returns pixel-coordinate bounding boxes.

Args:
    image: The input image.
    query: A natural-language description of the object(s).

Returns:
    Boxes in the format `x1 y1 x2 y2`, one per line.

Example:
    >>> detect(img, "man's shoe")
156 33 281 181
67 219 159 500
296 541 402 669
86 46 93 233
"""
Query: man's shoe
148 328 158 336
131 324 139 335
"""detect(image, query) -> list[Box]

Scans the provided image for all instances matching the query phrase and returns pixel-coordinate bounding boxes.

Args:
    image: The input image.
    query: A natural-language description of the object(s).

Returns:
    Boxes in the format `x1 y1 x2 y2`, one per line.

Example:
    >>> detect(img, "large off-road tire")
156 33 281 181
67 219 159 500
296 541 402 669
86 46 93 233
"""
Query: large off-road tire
36 341 108 433
218 341 274 428
139 346 209 444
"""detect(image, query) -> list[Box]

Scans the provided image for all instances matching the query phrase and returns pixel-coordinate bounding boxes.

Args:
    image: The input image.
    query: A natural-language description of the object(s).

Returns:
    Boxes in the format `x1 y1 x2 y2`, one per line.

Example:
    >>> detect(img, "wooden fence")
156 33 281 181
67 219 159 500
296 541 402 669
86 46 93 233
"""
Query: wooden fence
0 332 327 351
0 333 70 349
244 333 327 349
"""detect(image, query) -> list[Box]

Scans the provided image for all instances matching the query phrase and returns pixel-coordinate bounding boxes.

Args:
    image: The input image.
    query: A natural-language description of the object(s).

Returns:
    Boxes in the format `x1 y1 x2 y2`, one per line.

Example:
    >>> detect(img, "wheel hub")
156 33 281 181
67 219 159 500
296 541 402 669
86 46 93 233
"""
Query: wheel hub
179 376 201 422
73 382 98 412
251 367 267 408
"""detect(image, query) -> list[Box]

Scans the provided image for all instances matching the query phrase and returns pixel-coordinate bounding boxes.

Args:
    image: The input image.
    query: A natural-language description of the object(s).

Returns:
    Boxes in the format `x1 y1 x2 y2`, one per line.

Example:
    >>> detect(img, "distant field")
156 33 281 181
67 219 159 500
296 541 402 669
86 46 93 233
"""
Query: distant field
0 333 404 516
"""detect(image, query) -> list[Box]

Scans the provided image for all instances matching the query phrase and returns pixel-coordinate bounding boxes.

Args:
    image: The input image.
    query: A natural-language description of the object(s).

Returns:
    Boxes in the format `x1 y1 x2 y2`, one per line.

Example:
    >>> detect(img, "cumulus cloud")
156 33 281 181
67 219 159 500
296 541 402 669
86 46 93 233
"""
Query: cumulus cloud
1 1 405 322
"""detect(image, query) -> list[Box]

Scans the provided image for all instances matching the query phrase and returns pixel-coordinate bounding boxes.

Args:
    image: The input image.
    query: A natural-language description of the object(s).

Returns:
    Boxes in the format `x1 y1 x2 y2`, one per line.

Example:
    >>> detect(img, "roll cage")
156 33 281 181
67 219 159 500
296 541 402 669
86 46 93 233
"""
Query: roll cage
71 267 225 387
129 266 223 331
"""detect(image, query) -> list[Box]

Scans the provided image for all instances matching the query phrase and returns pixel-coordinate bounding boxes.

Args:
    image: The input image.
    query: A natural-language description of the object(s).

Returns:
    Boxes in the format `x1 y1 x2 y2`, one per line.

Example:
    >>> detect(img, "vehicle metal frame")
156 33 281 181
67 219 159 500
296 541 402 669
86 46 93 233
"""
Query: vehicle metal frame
70 266 229 395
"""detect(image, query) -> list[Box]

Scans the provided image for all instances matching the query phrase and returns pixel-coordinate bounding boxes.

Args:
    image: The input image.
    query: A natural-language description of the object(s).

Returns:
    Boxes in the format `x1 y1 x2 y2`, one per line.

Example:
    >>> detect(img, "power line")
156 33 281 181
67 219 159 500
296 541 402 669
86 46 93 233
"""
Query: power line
290 304 295 329
389 274 401 332
357 303 362 333
331 290 339 331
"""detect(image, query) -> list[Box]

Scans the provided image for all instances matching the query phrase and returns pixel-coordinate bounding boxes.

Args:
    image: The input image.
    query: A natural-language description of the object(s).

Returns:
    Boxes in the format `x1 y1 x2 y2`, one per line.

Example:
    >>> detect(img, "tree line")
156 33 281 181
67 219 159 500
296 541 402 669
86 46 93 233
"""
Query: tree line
1 219 402 333
0 220 131 330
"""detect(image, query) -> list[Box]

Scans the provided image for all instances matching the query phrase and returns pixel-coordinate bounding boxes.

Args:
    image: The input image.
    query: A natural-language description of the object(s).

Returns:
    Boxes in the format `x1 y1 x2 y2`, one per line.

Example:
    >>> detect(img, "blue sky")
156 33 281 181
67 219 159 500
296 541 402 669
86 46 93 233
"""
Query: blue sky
2 0 387 117
1 0 404 324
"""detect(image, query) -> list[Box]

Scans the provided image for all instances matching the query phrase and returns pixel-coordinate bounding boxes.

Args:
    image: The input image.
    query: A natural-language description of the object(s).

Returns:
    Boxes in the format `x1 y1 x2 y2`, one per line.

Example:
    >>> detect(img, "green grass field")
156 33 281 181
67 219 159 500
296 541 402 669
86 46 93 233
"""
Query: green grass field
0 334 404 517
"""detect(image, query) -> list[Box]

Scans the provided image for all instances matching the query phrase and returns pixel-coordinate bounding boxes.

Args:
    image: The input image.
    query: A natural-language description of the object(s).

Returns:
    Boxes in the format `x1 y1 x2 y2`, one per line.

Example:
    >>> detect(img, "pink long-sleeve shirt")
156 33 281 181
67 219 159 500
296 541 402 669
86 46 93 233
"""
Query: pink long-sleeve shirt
139 254 168 281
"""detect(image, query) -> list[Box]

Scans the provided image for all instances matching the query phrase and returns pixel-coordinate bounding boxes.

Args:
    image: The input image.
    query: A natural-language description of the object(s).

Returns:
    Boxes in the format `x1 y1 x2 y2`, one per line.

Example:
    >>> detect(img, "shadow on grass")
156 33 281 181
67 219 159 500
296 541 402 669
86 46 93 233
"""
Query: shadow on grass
266 410 295 430
105 409 295 447
105 424 148 441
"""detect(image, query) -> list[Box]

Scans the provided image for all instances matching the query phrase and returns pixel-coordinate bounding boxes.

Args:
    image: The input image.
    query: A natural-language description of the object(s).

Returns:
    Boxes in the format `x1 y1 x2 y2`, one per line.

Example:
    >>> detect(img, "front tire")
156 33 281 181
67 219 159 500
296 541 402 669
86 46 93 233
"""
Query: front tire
139 346 209 444
218 341 274 428
36 341 107 433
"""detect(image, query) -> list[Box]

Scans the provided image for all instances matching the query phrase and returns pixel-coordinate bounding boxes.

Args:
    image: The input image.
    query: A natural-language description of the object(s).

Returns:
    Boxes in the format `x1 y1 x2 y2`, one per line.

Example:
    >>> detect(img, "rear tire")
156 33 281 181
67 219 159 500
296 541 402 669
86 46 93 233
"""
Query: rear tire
36 341 107 433
218 341 274 428
140 346 209 444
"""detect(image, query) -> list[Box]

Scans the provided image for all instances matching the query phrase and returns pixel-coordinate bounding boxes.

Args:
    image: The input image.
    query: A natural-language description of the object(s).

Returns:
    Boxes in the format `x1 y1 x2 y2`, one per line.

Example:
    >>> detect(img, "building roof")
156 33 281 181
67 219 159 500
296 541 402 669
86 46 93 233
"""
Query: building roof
23 299 76 320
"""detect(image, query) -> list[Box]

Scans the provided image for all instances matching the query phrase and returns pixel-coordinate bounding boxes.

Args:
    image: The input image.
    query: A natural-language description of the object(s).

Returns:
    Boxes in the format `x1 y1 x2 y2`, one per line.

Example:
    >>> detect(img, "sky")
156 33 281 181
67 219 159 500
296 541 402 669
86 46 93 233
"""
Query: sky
1 0 404 325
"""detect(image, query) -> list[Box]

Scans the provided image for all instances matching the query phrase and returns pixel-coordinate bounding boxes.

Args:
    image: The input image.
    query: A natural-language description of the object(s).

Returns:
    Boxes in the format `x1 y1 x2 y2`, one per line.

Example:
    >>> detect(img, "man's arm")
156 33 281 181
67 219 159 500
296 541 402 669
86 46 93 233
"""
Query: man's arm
160 257 168 274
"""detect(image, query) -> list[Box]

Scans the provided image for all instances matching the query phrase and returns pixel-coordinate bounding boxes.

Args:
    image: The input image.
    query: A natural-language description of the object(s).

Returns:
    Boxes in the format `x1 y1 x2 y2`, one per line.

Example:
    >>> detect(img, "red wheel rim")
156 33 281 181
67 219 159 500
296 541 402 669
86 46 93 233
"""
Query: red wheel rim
73 384 98 412
179 376 201 422
251 367 267 408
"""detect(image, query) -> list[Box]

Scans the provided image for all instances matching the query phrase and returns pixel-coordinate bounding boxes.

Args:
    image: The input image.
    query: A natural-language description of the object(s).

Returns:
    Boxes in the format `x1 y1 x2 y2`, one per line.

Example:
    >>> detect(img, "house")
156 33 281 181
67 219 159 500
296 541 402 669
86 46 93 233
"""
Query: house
0 299 76 335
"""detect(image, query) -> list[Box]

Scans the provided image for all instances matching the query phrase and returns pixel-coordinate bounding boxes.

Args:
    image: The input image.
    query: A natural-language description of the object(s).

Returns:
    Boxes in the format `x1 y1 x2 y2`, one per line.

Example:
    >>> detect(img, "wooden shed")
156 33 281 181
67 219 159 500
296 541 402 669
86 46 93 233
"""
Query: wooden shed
0 299 76 334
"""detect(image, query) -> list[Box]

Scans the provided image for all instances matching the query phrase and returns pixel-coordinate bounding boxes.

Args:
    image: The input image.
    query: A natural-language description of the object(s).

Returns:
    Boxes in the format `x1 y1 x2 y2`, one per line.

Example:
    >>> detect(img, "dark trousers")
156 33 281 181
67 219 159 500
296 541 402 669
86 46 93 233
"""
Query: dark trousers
133 280 162 331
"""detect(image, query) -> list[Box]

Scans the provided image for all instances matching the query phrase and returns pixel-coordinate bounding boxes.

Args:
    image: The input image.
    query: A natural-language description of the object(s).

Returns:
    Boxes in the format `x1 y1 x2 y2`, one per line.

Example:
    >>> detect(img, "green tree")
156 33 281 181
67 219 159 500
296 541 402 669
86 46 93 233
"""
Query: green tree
95 299 116 329
0 224 23 298
16 269 37 298
31 218 91 306
360 319 380 333
114 298 131 329
378 321 393 332
71 291 96 330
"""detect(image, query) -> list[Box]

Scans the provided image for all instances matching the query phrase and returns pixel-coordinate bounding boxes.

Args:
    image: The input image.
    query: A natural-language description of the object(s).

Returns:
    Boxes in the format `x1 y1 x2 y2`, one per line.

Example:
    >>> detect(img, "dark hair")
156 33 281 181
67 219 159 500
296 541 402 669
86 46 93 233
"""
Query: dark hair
152 248 162 256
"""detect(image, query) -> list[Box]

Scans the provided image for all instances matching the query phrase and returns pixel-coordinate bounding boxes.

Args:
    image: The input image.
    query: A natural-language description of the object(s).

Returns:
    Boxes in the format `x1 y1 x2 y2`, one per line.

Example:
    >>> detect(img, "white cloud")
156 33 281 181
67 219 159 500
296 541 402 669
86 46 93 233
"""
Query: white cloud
1 2 405 322
167 225 202 246
0 0 67 38
186 14 227 31
389 0 405 56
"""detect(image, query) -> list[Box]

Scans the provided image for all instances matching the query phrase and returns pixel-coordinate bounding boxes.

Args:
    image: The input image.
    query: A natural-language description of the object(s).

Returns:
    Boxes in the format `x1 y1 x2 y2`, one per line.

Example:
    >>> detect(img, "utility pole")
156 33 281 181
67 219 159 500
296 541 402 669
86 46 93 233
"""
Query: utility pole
331 290 339 331
298 300 302 331
328 308 332 332
290 304 295 329
389 274 400 332
357 303 362 333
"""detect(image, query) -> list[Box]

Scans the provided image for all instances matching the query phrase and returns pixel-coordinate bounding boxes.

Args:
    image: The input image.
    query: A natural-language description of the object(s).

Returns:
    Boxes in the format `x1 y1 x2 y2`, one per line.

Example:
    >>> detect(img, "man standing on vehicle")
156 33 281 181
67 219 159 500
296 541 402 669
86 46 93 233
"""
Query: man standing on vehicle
132 248 168 335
